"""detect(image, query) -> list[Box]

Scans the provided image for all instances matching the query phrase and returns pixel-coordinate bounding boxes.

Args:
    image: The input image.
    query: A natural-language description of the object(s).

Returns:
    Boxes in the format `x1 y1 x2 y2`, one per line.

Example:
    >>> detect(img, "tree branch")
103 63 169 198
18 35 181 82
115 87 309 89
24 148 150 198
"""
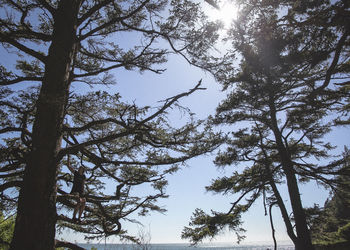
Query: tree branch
77 0 114 26
55 240 85 250
204 0 220 10
59 81 205 157
35 0 56 15
74 37 166 78
0 171 24 178
226 187 257 215
63 118 127 133
0 76 43 86
142 80 205 125
269 202 278 250
78 0 150 41
0 181 22 192
0 127 30 135
313 29 350 94
0 33 47 63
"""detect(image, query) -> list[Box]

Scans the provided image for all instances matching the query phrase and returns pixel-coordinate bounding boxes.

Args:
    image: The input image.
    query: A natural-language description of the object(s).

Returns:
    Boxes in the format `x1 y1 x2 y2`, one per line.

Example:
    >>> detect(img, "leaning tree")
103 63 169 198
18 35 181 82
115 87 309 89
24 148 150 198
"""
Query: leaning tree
0 0 221 249
181 0 350 249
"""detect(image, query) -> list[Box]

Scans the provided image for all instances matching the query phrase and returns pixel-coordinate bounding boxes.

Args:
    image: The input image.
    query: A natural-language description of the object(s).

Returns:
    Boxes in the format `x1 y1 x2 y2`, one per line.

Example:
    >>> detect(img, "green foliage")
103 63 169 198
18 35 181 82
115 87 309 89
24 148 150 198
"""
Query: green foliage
0 212 15 249
338 222 350 240
309 148 350 245
182 208 246 244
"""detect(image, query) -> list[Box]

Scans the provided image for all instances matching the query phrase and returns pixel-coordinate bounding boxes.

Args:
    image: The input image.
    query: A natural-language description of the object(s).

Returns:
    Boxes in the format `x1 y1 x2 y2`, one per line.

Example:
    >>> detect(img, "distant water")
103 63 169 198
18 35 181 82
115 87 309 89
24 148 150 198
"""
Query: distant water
79 243 295 250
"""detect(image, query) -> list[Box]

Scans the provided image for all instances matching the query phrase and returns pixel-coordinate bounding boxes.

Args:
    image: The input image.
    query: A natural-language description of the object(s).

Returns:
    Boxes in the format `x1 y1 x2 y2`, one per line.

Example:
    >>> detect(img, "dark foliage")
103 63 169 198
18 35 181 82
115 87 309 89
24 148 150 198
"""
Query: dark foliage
181 1 350 249
0 0 221 249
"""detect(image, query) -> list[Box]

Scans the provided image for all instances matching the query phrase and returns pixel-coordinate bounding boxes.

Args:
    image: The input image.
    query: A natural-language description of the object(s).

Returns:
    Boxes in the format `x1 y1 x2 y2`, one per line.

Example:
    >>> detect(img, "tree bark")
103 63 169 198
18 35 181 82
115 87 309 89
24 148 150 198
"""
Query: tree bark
266 165 298 245
268 96 314 250
10 1 81 249
268 202 278 250
257 124 298 245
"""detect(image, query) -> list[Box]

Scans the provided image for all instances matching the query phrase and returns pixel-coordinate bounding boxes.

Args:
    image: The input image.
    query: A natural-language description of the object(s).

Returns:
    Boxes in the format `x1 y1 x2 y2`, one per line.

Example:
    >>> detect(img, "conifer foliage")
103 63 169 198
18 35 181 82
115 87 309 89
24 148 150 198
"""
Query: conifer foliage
308 147 350 245
182 1 350 249
0 0 221 249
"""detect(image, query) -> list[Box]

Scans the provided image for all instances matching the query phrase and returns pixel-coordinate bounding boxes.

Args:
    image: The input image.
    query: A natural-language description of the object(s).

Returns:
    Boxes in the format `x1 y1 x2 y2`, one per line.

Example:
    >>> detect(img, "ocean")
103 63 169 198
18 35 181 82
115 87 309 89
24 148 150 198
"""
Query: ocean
78 243 295 250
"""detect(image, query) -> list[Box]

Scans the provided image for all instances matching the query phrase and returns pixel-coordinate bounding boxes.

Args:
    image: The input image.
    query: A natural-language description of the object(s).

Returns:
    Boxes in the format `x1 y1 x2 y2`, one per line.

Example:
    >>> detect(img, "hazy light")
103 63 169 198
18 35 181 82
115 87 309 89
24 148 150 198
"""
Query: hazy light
205 1 238 28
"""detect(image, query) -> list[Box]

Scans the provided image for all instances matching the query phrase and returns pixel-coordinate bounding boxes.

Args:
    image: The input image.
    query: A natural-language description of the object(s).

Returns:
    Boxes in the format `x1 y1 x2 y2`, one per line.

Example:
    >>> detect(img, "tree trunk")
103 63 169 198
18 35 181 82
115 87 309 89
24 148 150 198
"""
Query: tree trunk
266 164 298 245
268 97 314 250
10 1 81 249
268 202 277 250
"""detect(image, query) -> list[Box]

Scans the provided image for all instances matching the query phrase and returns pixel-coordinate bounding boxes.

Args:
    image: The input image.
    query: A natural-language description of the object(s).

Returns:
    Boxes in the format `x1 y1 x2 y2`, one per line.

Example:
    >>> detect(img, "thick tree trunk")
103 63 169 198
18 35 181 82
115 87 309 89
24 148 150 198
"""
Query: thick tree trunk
10 1 81 249
268 97 314 250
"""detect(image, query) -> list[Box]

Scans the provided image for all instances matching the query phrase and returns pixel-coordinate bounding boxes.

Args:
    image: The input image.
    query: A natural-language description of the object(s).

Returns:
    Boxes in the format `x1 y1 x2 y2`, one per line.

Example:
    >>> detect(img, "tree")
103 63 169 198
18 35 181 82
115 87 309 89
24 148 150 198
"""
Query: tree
308 147 350 245
0 0 220 249
0 211 15 249
204 0 219 10
181 1 350 249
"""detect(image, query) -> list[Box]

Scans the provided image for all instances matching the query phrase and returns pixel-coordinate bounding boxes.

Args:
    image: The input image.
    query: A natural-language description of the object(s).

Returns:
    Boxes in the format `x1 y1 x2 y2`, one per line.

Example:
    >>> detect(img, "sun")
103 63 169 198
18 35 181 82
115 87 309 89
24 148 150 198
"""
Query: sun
205 1 239 28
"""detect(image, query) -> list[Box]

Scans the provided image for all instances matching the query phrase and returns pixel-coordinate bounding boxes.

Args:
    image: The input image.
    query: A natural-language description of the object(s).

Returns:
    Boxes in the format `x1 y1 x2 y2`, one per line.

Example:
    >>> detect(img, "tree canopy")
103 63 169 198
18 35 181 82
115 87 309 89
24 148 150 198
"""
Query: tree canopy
1 0 349 249
0 0 221 249
182 0 350 249
307 147 350 245
1 84 221 242
0 211 15 249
